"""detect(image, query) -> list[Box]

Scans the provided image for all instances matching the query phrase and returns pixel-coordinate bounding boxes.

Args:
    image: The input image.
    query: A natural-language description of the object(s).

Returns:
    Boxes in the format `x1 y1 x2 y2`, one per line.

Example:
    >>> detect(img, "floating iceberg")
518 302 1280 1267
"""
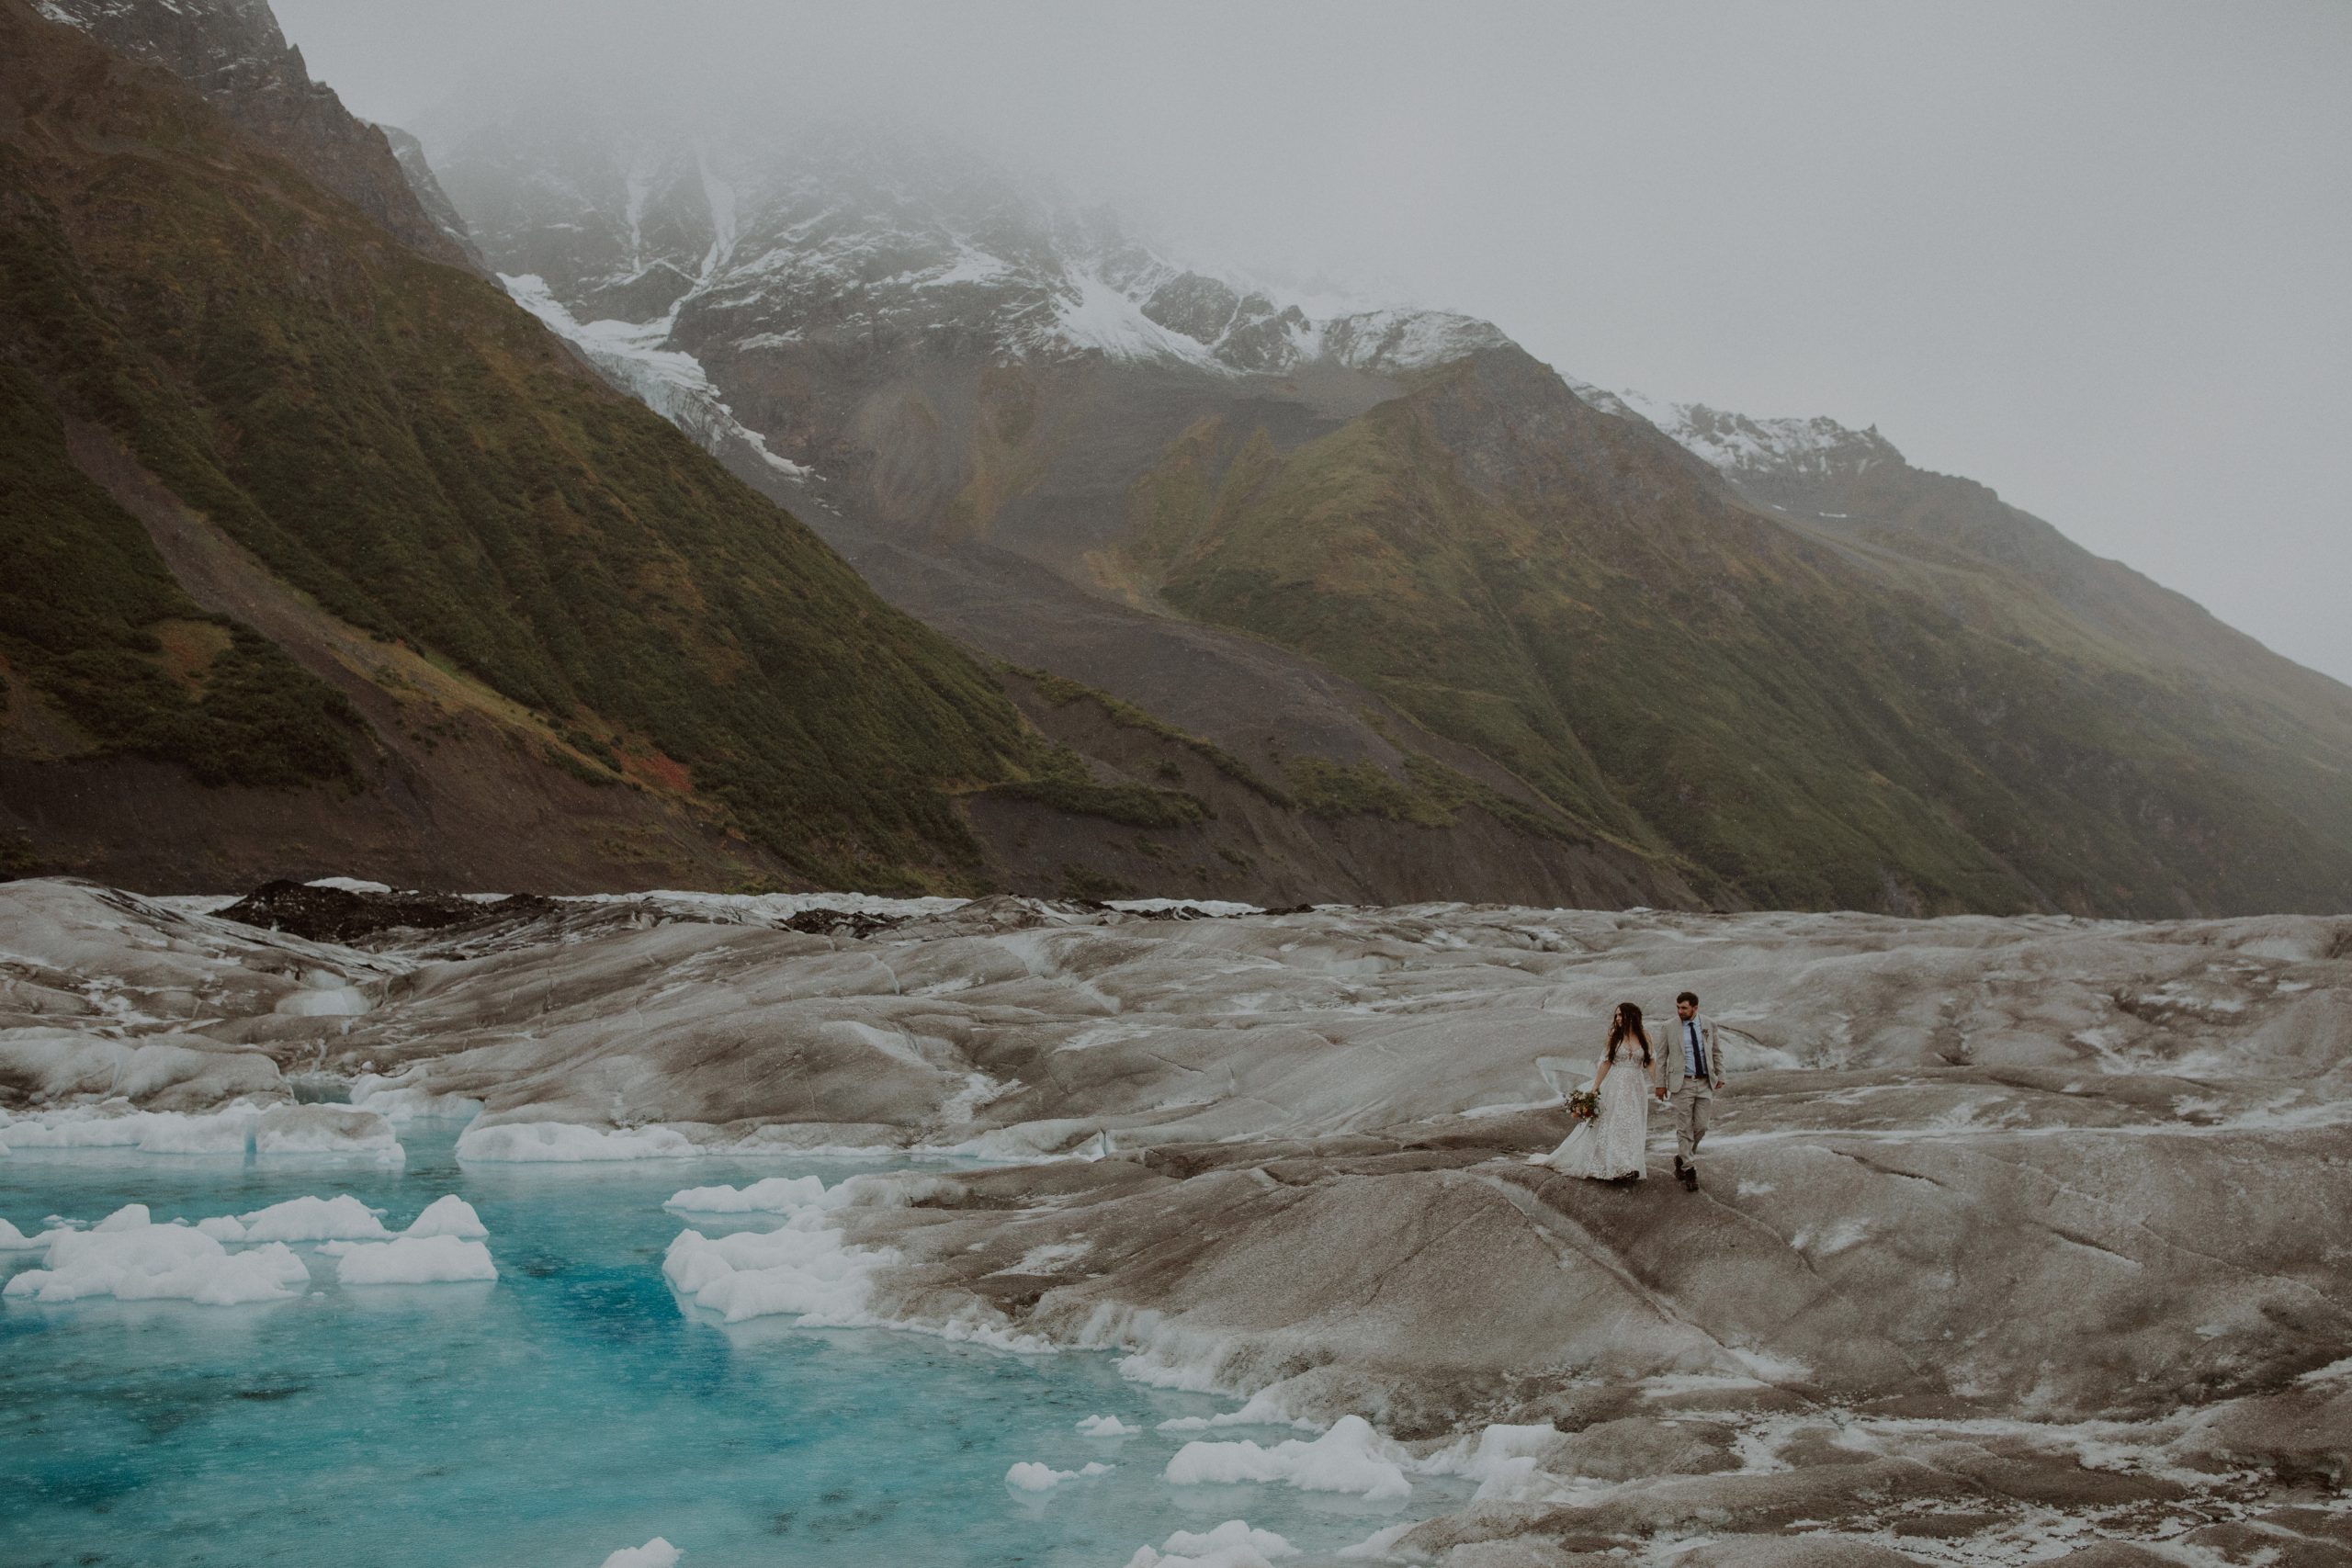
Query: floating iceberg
1123 1519 1299 1568
1163 1416 1413 1501
235 1194 392 1242
458 1122 697 1162
331 1235 496 1286
1004 1460 1112 1491
4 1206 309 1305
1077 1414 1139 1437
403 1194 488 1239
0 1216 61 1250
597 1540 681 1568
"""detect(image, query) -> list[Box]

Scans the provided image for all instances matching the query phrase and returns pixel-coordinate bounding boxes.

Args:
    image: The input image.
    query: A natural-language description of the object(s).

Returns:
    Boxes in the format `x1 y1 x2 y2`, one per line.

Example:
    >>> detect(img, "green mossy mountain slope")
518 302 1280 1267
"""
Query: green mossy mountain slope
1127 350 2352 916
0 3 1045 888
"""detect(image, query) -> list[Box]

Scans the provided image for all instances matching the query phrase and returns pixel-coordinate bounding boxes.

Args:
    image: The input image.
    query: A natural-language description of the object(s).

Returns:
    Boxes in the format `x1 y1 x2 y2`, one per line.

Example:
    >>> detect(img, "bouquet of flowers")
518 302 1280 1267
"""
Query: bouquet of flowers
1566 1088 1601 1122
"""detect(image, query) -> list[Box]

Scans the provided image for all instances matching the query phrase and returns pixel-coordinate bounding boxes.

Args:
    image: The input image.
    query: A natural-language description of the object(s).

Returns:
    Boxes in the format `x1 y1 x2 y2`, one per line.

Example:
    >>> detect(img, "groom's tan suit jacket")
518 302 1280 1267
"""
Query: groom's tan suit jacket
1657 1013 1725 1096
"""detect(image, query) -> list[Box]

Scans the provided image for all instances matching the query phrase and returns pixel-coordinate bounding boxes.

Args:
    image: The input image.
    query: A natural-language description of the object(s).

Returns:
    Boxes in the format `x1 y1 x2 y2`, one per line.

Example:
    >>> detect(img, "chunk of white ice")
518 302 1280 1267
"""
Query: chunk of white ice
403 1194 488 1238
0 1216 61 1250
661 1215 888 1325
1005 1461 1113 1491
5 1213 309 1305
1163 1416 1413 1501
331 1234 496 1285
236 1194 391 1242
1077 1414 1138 1437
598 1540 682 1568
663 1176 830 1213
1124 1519 1300 1568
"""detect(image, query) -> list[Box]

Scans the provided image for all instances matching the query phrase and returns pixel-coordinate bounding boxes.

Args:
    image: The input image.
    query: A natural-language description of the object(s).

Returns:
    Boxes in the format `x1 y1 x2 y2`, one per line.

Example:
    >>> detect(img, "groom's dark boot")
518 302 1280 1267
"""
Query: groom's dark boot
1677 1157 1698 1191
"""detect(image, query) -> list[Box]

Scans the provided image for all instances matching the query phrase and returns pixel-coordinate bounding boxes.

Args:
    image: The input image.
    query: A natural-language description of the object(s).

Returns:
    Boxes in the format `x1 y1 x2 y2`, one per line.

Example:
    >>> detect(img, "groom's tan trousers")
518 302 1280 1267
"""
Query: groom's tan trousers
1669 1082 1713 1167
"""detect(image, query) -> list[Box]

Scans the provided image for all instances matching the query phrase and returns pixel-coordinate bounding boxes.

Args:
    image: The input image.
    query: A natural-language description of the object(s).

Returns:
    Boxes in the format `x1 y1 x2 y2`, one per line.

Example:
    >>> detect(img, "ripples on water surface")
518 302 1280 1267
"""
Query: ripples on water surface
1 1126 1444 1566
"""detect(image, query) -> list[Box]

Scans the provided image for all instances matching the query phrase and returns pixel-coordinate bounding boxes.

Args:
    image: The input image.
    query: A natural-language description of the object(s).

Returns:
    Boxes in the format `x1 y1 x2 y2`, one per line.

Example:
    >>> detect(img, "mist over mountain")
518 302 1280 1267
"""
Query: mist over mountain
411 92 2352 917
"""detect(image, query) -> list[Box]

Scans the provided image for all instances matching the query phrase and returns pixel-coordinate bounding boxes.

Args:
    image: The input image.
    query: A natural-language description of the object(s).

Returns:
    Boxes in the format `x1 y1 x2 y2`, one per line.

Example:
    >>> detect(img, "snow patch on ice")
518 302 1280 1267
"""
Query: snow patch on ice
1105 899 1264 919
561 888 967 928
1419 1422 1561 1500
349 1073 484 1125
664 1176 834 1213
1334 1521 1415 1561
1156 1388 1316 1433
1118 1350 1228 1393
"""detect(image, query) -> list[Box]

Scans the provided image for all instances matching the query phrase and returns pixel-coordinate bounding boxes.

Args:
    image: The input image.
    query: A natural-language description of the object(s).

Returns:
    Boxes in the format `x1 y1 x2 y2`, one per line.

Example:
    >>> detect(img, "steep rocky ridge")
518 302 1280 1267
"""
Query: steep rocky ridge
425 104 2352 917
36 0 472 268
0 2 1029 892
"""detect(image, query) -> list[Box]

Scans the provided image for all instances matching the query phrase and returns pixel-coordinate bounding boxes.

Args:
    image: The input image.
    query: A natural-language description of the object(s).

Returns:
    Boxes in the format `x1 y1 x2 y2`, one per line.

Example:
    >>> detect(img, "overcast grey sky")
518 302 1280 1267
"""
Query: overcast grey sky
276 0 2352 685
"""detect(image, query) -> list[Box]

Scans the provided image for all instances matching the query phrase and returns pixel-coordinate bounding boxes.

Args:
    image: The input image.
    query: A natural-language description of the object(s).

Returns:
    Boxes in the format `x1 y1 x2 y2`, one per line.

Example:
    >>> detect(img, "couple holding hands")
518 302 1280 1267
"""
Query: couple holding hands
1533 991 1725 1191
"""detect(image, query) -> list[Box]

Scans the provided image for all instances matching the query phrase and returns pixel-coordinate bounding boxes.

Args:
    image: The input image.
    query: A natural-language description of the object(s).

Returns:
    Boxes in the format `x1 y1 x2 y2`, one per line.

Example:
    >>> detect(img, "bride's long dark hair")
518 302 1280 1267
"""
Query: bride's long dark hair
1607 1003 1652 1066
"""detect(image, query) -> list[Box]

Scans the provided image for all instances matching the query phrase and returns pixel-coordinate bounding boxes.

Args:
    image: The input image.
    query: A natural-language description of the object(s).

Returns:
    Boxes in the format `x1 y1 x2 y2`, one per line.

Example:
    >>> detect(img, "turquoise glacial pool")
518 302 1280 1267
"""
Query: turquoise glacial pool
0 1126 1447 1566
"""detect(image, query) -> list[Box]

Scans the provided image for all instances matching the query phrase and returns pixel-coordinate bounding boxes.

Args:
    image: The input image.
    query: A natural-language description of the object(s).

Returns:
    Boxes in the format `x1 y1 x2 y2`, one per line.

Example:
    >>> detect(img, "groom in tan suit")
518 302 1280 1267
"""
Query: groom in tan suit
1655 990 1724 1191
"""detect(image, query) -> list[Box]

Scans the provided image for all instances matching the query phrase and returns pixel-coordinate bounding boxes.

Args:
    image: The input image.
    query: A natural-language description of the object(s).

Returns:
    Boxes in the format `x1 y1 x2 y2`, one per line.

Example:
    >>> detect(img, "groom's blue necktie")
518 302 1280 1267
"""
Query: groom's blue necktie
1687 1020 1707 1079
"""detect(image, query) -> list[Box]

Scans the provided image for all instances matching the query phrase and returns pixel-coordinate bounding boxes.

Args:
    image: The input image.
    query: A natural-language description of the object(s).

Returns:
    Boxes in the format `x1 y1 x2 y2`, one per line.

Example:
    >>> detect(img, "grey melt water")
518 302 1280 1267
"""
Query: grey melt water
0 1126 1449 1566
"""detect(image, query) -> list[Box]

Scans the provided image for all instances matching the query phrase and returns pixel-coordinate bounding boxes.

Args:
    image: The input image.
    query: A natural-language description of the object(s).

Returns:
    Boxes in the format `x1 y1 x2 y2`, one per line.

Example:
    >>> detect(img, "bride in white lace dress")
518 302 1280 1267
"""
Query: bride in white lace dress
1534 1003 1657 1181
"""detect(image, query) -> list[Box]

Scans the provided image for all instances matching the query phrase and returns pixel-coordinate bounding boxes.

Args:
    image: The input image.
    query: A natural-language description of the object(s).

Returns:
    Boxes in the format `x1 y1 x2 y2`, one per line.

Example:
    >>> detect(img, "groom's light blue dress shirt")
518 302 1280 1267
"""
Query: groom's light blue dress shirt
1683 1019 1707 1081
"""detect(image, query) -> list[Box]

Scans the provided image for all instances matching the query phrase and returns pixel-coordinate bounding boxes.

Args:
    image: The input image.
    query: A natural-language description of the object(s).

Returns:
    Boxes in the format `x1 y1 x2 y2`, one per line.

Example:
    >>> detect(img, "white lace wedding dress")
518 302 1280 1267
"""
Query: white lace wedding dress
1537 1051 1655 1180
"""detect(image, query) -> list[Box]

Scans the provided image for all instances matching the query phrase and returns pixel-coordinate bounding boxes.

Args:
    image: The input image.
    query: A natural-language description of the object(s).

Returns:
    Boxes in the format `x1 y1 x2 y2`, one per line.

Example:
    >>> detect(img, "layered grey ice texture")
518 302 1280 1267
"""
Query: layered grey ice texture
3 876 2346 1562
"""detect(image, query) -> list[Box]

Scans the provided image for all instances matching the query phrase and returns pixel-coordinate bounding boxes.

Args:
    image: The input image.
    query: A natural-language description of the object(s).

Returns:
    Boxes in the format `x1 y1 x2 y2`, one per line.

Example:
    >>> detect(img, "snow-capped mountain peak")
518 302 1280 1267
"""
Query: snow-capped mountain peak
1611 391 1905 479
426 117 1544 474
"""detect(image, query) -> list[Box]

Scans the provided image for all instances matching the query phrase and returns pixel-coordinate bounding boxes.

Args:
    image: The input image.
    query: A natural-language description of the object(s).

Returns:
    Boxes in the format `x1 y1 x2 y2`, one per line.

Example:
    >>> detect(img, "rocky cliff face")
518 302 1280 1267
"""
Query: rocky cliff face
38 0 474 269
